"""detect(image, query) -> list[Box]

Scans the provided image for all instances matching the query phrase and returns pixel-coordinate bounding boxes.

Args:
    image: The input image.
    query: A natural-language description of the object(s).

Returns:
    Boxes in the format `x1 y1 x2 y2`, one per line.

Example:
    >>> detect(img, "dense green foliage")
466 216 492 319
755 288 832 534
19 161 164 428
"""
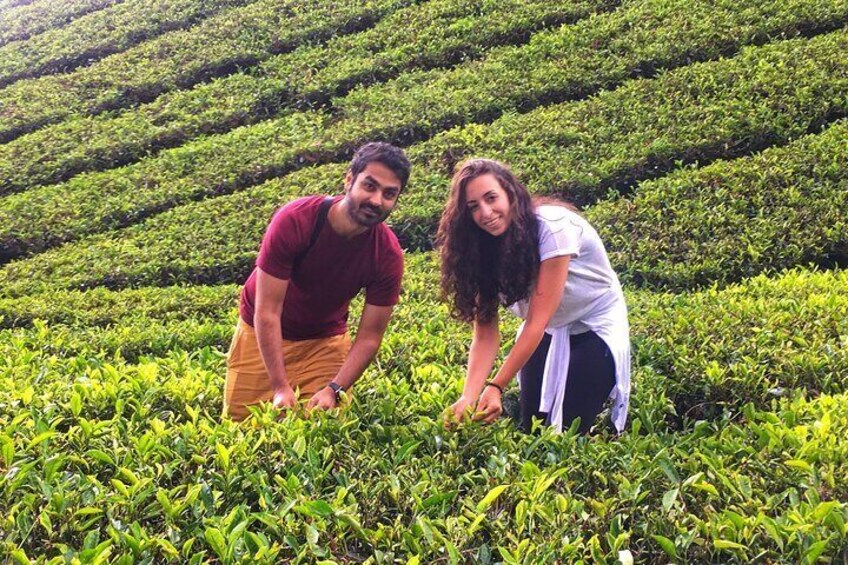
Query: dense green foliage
0 0 612 192
0 255 846 420
0 0 36 13
591 119 848 288
2 259 847 561
0 0 252 87
1 0 847 561
3 347 847 563
0 0 419 141
4 8 848 264
0 0 120 47
4 28 848 291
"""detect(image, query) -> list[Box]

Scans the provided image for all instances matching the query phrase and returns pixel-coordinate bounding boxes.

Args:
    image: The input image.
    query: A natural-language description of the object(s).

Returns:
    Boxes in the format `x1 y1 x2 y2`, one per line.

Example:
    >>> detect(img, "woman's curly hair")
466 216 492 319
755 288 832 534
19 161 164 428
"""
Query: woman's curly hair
436 159 540 323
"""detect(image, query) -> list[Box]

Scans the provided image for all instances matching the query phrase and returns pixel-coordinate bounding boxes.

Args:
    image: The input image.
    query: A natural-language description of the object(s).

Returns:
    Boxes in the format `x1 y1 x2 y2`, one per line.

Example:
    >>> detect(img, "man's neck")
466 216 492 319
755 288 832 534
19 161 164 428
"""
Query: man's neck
329 198 369 239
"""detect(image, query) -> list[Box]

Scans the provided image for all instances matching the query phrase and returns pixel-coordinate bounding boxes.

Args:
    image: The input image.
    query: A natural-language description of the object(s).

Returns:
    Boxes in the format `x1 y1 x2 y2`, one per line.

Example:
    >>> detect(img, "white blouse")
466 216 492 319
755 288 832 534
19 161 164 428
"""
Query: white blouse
508 205 631 433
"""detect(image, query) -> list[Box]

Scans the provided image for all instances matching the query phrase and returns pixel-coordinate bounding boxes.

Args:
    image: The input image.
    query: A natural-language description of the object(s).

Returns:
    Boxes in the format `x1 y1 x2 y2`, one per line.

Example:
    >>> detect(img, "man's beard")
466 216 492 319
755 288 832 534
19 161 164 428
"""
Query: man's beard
349 201 389 226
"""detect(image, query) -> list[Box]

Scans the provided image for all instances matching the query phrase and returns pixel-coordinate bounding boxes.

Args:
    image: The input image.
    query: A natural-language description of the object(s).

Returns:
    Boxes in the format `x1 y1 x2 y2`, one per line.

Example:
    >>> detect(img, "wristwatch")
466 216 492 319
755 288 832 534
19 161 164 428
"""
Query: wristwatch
326 382 344 402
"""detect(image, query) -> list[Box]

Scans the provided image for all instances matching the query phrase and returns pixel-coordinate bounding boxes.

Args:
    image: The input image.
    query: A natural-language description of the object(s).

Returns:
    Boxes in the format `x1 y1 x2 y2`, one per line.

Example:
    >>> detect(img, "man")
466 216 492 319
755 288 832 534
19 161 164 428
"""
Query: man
223 142 411 420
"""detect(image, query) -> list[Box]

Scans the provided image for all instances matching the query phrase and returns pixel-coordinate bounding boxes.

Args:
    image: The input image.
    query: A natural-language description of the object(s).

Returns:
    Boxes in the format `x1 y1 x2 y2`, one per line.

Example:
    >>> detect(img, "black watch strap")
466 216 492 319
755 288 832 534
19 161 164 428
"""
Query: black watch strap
327 382 344 401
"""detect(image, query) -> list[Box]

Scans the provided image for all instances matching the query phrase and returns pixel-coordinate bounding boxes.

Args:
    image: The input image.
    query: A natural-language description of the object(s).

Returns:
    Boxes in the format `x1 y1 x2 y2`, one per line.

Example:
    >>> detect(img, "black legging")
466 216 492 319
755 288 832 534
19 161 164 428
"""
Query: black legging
519 330 615 434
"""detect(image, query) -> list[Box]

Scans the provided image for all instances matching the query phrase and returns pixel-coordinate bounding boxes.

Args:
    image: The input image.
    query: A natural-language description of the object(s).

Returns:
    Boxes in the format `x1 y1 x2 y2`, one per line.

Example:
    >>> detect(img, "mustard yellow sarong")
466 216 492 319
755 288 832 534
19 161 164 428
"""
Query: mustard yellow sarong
223 319 352 421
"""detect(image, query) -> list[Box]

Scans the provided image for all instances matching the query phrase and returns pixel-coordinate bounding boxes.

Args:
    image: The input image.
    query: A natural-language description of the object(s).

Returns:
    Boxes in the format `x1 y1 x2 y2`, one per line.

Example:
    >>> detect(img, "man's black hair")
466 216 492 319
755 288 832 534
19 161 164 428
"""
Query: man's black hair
349 142 411 190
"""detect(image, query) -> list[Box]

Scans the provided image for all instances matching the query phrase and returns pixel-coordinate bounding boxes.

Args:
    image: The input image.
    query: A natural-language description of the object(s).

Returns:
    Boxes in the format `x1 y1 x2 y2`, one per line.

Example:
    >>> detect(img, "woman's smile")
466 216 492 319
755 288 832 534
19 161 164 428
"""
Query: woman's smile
482 216 502 232
465 173 512 236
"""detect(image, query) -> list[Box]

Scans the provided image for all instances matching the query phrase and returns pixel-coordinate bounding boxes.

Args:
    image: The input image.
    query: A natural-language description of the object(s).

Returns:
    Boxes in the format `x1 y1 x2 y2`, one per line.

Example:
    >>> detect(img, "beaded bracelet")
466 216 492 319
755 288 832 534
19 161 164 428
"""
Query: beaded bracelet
484 381 504 394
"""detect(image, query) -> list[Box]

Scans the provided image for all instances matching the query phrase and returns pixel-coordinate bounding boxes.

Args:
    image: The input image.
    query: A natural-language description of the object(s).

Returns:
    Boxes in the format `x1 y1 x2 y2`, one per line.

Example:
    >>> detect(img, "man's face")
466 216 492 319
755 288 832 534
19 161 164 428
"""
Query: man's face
344 161 402 227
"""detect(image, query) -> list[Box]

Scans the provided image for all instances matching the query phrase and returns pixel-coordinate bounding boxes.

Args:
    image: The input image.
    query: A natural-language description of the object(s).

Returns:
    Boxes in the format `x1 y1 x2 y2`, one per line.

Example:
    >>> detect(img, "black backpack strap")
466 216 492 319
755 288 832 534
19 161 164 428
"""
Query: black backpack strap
292 196 334 276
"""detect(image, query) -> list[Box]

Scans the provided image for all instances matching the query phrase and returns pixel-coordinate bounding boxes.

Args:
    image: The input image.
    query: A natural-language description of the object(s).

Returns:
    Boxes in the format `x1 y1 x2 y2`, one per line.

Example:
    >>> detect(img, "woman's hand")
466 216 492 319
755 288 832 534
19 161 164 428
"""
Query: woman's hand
445 395 475 426
473 385 503 423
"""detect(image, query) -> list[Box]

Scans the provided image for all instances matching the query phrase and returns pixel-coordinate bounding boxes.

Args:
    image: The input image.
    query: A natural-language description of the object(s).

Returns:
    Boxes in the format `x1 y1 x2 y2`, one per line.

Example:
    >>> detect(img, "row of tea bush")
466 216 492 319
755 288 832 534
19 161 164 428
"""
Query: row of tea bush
0 0 612 192
0 0 251 87
1 255 846 561
0 0 118 47
0 0 419 140
2 31 847 293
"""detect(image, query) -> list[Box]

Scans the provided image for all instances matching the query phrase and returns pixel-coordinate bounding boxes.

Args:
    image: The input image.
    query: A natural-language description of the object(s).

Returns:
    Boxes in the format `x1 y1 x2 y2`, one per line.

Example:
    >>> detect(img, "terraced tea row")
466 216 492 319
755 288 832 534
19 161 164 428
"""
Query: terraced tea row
589 120 848 289
0 0 420 141
630 268 848 424
1 262 846 561
5 8 848 258
3 262 840 424
0 284 238 330
2 30 847 289
0 0 614 192
0 0 255 88
0 0 120 47
0 0 33 15
2 254 846 429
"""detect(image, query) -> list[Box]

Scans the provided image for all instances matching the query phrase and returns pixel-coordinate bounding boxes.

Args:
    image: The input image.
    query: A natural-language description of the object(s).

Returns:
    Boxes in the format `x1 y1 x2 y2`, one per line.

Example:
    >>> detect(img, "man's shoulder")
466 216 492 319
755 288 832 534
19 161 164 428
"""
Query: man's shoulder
268 195 332 232
277 194 330 218
374 223 404 257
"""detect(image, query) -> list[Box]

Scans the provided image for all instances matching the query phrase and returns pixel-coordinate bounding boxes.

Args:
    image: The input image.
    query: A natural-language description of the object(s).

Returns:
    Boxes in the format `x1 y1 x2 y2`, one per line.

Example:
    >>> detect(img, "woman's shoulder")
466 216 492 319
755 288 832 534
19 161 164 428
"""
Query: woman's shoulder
534 204 586 231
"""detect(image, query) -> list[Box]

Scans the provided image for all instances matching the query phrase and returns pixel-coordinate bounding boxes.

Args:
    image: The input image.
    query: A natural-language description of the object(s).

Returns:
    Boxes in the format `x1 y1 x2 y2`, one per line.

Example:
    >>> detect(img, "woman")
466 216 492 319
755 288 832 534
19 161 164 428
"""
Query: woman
438 159 630 434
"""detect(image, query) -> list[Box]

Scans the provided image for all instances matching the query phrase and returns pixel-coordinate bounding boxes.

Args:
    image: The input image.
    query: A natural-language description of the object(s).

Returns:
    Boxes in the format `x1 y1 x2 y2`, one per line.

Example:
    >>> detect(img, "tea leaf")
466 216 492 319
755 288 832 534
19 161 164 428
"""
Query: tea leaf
785 459 813 473
805 539 829 564
476 485 508 513
204 527 227 560
28 431 56 448
714 539 747 550
651 535 677 558
662 488 679 513
86 449 115 466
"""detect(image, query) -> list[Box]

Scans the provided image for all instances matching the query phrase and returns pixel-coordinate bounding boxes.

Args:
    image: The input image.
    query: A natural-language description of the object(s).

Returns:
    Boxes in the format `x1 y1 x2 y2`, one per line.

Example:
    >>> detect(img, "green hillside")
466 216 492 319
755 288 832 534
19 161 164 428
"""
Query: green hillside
0 0 846 562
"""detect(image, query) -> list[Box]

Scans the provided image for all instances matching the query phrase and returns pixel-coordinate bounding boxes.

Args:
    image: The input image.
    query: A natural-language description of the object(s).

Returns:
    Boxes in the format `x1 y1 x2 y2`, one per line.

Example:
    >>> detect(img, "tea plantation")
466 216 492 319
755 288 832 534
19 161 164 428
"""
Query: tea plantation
1 0 847 562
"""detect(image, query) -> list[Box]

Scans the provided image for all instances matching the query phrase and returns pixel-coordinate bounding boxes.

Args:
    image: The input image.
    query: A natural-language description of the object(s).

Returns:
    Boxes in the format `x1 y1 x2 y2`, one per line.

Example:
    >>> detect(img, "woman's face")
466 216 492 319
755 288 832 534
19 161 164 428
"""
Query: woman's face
465 173 512 236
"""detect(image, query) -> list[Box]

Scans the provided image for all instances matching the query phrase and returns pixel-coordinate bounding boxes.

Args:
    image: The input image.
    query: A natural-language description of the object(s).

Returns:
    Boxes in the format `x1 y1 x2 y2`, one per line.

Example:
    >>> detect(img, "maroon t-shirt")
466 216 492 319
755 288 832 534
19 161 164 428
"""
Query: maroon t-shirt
240 195 404 340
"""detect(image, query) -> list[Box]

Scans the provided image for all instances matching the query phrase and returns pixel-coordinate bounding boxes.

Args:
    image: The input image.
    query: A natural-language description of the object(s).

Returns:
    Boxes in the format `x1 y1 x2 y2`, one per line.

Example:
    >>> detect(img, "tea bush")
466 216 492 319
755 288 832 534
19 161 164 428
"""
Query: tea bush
1 257 847 562
0 0 611 192
4 29 848 292
0 0 418 141
0 0 33 12
4 0 847 255
628 267 848 423
0 0 119 47
591 119 848 289
0 284 238 330
1 255 845 427
0 0 251 87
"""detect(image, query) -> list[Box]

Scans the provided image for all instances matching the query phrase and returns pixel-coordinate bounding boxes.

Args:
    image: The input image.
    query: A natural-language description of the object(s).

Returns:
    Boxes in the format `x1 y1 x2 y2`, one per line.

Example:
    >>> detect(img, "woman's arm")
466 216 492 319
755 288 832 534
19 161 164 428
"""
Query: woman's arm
447 309 500 422
494 255 570 388
464 313 501 399
474 255 571 423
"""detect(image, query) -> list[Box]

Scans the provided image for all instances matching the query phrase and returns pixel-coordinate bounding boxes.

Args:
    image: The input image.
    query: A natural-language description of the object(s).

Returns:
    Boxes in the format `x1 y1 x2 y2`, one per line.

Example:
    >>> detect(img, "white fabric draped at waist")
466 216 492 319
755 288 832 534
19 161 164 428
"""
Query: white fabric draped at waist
519 323 631 433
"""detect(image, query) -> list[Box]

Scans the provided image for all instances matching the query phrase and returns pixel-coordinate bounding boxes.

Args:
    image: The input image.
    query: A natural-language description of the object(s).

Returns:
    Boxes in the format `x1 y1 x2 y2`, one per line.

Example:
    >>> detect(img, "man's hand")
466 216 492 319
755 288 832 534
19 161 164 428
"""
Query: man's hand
444 395 475 427
306 386 337 412
472 385 503 424
272 385 297 411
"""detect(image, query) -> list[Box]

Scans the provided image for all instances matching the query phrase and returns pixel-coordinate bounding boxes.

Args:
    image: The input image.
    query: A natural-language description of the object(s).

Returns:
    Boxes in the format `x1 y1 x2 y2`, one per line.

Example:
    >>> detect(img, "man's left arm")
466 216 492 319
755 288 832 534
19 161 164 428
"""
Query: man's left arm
306 303 394 410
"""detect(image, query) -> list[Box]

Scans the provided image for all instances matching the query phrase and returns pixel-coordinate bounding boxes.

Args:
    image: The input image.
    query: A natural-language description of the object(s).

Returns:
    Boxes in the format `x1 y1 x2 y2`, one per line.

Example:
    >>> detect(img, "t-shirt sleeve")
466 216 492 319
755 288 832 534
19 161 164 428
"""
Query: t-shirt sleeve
255 201 311 280
538 212 582 262
365 240 404 307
